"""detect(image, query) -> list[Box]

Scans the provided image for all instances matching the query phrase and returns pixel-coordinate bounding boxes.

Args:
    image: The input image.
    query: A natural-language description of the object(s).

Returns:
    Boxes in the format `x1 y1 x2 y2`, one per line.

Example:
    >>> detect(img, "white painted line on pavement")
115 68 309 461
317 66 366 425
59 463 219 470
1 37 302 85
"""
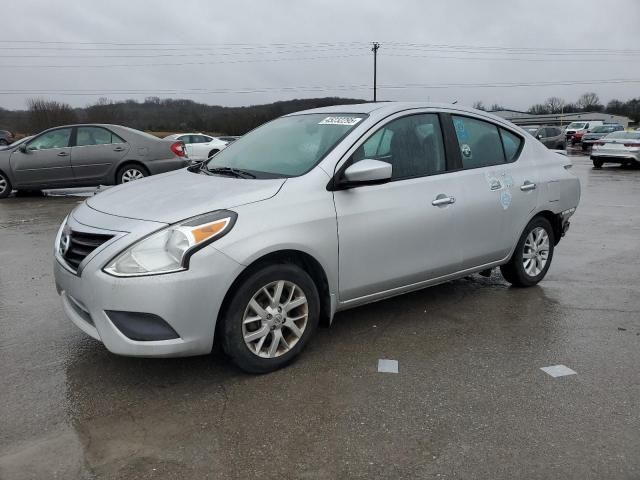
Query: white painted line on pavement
540 365 577 378
378 359 398 374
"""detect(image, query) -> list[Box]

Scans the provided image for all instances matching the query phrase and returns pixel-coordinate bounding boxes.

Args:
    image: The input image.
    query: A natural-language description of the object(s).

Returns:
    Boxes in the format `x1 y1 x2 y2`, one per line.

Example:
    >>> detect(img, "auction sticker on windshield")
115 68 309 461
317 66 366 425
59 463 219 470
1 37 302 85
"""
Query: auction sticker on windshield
319 116 363 126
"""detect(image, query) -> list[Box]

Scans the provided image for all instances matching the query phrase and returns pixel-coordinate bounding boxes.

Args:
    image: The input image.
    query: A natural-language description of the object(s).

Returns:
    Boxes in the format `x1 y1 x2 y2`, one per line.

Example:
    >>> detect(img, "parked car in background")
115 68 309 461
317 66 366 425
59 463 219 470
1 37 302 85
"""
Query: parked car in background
164 133 228 161
53 102 580 373
524 126 565 149
565 121 604 145
0 130 15 146
581 124 624 150
591 131 640 168
0 124 188 198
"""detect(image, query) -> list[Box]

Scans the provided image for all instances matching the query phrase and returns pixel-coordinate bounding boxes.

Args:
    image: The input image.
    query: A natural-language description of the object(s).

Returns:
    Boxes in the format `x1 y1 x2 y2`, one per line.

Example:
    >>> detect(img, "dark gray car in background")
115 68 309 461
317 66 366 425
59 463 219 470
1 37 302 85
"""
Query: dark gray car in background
525 126 566 149
0 124 188 198
0 129 15 146
581 124 624 151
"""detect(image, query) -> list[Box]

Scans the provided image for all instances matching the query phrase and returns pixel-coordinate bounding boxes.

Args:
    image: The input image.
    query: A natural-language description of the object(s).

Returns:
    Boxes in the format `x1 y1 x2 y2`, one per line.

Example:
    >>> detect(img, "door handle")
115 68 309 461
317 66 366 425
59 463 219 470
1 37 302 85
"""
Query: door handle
57 152 68 157
520 181 536 191
113 147 125 152
432 195 456 206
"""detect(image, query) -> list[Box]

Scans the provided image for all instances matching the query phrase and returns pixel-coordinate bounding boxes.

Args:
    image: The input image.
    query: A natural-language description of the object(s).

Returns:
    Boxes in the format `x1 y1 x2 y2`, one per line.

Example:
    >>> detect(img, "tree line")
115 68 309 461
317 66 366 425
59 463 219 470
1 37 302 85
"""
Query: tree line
0 92 638 135
473 92 640 121
0 97 365 135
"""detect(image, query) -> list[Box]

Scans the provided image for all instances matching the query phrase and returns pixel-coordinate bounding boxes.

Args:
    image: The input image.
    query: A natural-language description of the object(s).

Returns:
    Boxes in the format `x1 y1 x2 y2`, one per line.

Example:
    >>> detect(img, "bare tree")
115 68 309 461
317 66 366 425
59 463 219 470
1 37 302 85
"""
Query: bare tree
577 92 602 111
489 103 505 111
528 103 550 115
27 98 77 132
472 101 486 111
546 96 565 114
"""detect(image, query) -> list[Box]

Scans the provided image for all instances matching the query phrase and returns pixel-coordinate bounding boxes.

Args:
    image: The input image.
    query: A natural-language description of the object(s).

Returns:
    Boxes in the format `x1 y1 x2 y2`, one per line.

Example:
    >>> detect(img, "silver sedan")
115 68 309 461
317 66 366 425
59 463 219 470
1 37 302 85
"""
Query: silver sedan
53 102 580 373
591 131 640 168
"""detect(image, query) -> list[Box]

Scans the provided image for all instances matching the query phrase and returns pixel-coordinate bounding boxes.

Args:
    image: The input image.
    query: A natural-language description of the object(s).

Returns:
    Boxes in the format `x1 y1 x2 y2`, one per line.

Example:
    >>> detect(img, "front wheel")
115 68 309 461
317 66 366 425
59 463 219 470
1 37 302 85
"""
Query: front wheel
501 216 555 287
0 171 12 198
221 264 320 373
117 164 148 184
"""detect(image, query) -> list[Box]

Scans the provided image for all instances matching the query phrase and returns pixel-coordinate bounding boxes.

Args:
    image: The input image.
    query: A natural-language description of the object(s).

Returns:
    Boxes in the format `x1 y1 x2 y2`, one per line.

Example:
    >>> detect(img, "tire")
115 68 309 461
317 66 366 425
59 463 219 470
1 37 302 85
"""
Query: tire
593 159 603 168
221 264 320 373
208 149 219 158
0 139 8 146
500 216 555 288
581 144 588 151
116 164 148 184
0 170 11 198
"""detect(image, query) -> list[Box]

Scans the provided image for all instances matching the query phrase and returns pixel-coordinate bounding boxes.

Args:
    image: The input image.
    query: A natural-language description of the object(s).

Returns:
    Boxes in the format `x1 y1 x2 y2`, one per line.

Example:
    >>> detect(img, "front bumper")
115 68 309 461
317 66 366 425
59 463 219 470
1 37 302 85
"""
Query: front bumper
54 206 244 357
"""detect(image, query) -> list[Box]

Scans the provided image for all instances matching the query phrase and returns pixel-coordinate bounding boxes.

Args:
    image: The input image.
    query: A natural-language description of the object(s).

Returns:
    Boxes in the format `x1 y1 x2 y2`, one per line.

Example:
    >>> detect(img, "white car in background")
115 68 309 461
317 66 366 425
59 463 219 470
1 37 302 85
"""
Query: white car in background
164 133 228 161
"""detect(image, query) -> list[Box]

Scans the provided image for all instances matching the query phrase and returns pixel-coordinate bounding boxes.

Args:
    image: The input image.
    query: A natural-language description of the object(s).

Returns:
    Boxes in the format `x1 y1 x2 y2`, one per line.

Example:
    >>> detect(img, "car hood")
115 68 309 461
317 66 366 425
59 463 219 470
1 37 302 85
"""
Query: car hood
86 168 286 223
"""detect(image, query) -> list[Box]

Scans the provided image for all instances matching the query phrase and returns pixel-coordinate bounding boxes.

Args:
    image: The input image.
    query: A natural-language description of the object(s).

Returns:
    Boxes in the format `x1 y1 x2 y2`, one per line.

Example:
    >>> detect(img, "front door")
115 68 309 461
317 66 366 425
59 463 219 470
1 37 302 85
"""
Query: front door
333 112 463 301
71 126 130 182
10 127 74 186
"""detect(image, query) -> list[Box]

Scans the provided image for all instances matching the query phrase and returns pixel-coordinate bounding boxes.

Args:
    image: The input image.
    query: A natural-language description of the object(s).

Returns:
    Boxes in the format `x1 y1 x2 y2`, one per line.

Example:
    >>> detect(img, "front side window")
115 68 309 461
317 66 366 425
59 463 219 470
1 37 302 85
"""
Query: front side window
206 113 366 178
452 116 505 169
27 128 72 150
353 113 446 179
76 127 124 146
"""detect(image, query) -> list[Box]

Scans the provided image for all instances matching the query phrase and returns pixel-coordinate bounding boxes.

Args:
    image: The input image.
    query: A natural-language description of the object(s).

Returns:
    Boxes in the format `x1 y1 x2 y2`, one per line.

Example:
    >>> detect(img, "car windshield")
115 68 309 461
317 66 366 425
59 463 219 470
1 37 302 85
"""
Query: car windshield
567 122 586 129
205 113 366 178
605 131 640 139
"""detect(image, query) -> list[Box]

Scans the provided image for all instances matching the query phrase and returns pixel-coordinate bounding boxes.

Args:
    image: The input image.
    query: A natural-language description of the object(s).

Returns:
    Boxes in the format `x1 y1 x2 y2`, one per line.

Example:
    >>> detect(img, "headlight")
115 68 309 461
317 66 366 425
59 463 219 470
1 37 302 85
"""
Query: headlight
104 210 237 277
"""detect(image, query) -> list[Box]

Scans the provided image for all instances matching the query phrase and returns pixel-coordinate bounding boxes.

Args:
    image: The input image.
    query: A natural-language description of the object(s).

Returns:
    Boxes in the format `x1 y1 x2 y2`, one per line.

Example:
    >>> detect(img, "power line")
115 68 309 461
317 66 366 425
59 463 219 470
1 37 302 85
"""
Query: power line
1 78 638 96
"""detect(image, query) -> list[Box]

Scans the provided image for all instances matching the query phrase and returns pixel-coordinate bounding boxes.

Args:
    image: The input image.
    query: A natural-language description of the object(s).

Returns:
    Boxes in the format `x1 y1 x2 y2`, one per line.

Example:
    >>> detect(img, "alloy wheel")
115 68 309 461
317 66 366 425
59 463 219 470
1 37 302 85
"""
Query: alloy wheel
121 169 144 182
0 174 8 195
522 227 550 277
242 280 309 358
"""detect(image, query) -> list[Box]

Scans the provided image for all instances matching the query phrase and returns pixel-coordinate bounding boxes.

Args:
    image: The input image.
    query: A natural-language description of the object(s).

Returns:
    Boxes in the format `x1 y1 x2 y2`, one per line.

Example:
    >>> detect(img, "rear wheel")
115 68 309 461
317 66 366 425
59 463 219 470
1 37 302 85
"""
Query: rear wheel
117 164 148 184
0 139 8 146
221 264 320 373
0 171 11 198
501 216 555 287
593 159 603 168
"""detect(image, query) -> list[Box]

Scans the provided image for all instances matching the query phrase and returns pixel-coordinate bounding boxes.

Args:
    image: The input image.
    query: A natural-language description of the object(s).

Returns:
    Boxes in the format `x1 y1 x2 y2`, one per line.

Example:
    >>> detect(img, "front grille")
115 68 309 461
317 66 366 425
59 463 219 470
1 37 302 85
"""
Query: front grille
63 230 113 270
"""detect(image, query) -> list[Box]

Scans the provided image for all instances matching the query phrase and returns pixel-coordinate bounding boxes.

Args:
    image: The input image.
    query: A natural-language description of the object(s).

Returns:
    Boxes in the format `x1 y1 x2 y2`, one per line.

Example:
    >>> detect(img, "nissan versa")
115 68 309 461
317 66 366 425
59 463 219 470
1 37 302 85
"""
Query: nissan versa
54 103 580 373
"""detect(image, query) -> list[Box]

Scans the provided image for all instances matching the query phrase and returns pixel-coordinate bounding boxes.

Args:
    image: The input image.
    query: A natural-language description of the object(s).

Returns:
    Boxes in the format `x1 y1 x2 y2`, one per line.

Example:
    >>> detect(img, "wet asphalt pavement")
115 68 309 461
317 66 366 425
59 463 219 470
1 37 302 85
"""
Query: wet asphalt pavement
1 153 639 479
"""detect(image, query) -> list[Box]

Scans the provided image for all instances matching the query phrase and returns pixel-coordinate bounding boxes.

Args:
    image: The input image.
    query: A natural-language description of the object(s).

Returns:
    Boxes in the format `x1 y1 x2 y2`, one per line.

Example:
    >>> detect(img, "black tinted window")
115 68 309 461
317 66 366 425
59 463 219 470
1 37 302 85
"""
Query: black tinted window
356 113 446 179
452 116 505 169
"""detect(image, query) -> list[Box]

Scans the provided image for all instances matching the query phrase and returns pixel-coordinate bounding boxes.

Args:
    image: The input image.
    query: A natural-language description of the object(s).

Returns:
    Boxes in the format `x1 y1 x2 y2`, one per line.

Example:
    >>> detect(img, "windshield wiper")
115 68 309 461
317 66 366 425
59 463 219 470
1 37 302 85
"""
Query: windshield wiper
206 166 256 179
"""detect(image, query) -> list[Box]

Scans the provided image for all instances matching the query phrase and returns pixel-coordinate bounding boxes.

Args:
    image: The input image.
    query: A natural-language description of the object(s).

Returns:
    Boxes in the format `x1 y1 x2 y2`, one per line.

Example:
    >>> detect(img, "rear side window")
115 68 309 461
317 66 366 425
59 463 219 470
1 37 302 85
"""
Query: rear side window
500 129 522 162
76 127 124 146
452 116 505 169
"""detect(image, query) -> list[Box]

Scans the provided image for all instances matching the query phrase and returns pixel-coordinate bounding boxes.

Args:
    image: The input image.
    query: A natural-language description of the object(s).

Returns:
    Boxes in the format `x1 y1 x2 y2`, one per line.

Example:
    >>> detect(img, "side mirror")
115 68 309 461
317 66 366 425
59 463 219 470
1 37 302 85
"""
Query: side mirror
342 159 392 185
18 143 28 153
536 134 543 140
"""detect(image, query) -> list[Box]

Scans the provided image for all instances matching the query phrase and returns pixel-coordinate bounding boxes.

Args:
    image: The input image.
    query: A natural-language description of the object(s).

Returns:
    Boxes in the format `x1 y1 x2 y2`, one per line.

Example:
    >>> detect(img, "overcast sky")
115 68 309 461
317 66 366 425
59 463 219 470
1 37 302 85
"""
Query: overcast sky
2 0 639 111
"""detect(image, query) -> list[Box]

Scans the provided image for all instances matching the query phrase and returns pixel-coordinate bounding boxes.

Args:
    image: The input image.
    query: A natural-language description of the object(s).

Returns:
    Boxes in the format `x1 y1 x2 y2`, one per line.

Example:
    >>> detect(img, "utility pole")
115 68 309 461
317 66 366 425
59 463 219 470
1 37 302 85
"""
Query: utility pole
372 42 380 102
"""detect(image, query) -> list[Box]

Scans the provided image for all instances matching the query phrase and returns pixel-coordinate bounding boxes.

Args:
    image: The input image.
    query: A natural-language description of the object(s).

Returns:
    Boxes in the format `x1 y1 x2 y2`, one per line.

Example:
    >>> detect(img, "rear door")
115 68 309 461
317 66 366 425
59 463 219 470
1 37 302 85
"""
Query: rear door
447 114 538 269
333 111 464 301
71 126 130 182
10 127 74 186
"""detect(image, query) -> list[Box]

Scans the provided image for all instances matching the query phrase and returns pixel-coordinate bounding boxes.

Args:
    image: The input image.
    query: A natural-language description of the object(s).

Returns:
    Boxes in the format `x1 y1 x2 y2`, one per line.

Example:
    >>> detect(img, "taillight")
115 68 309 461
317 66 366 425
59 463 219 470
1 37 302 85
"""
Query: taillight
623 142 640 147
170 141 186 157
